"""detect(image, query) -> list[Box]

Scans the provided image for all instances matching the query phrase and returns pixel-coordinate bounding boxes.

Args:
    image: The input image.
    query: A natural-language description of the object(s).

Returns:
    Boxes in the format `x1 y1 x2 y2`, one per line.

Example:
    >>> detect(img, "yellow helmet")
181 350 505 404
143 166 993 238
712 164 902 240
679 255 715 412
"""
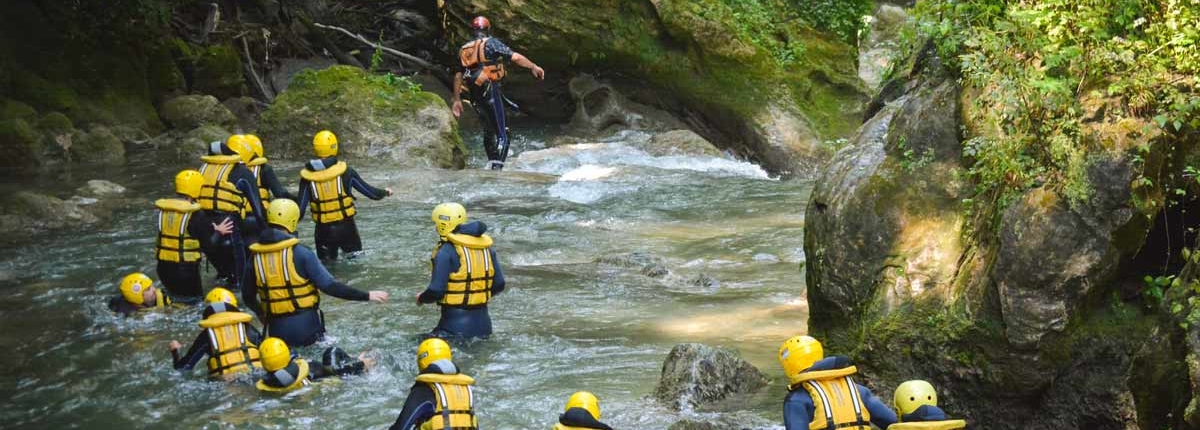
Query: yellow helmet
174 169 203 199
565 391 601 420
313 130 339 158
778 335 823 384
119 272 154 305
205 287 238 307
894 380 938 417
246 134 264 158
260 337 291 371
227 134 254 163
431 203 467 237
267 199 301 233
417 338 453 371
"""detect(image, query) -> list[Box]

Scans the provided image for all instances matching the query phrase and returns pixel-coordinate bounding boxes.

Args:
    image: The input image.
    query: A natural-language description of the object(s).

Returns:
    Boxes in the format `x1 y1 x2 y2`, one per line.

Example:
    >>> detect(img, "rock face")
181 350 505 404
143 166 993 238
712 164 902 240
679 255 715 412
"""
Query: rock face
71 125 126 164
567 74 687 136
0 192 99 244
0 118 43 170
804 42 1192 430
159 95 238 131
258 65 465 168
653 343 768 412
859 4 911 91
645 130 722 158
446 0 868 176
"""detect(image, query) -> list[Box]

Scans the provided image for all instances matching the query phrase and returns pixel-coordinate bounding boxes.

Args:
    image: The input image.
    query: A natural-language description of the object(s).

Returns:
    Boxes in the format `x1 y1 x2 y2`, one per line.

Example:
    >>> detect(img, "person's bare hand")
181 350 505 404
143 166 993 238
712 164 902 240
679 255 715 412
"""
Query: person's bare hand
451 100 463 118
213 218 234 235
385 188 394 197
368 291 389 302
358 352 376 369
531 66 545 80
169 340 182 351
415 291 424 305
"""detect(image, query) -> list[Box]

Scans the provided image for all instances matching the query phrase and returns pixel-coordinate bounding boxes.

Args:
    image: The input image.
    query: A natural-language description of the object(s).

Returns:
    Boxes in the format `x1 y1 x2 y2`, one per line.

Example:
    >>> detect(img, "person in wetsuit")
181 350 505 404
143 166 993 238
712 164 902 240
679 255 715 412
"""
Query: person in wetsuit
168 287 264 379
154 169 234 302
390 338 478 430
196 135 267 291
244 198 389 347
255 337 373 393
450 16 546 170
553 391 614 430
108 272 173 316
778 335 897 430
417 203 506 340
296 130 392 262
890 380 968 429
244 134 295 204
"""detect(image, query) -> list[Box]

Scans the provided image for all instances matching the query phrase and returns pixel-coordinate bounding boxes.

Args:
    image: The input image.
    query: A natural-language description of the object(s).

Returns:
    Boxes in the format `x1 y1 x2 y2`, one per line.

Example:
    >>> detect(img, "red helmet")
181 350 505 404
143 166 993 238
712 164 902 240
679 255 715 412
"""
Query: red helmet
471 16 490 31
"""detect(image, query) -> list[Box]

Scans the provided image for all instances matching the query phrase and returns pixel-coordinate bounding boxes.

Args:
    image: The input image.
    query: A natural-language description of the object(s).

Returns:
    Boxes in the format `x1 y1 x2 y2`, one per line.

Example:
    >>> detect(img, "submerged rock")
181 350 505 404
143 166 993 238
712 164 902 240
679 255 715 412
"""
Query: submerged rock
258 65 465 168
159 95 238 131
668 412 779 430
653 343 768 412
0 191 99 242
75 180 127 197
645 130 722 158
596 252 671 278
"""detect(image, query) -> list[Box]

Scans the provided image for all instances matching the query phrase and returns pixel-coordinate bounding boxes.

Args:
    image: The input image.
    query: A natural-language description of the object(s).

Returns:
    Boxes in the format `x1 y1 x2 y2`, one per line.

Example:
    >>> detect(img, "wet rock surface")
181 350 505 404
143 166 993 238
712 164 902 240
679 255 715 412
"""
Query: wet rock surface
653 343 768 412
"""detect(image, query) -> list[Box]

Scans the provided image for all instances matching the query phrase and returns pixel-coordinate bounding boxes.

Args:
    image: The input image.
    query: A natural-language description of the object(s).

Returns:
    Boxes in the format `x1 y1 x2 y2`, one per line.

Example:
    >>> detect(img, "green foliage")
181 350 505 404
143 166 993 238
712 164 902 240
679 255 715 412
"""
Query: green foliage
687 0 869 65
788 0 875 44
369 30 385 72
896 135 934 172
913 0 1200 231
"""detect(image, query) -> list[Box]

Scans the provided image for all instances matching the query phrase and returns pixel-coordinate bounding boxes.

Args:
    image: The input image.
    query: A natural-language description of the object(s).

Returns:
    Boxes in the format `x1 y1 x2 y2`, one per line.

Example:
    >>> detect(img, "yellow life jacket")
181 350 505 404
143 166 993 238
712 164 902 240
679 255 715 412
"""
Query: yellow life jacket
890 421 968 430
256 359 312 393
299 162 356 224
150 289 171 308
431 233 495 307
249 238 320 317
198 154 248 216
552 425 596 430
248 157 271 202
789 366 872 430
198 311 263 378
415 373 478 430
459 38 506 86
154 199 202 263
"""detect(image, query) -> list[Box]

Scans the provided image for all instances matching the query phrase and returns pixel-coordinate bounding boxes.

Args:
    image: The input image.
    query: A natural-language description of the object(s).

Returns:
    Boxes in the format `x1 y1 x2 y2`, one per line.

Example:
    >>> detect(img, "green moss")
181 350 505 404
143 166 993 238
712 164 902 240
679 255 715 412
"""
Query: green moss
1 99 37 122
0 118 44 167
192 44 244 99
36 112 74 136
10 70 79 113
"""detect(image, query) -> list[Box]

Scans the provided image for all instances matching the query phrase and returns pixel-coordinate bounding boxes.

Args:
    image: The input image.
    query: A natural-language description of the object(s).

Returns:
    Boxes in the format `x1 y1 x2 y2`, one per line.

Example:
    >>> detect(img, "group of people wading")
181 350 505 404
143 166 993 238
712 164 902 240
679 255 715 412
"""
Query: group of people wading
102 14 967 430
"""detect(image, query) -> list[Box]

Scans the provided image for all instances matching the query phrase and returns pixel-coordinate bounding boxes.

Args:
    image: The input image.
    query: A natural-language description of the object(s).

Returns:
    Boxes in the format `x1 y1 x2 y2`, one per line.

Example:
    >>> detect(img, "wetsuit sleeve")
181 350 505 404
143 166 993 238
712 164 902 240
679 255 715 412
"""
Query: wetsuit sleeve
247 324 264 345
261 165 295 201
297 179 312 220
860 385 898 428
783 390 816 430
490 248 505 296
486 38 514 61
295 246 370 301
242 263 262 317
234 174 267 231
345 167 388 200
390 384 438 430
172 332 211 371
419 244 457 304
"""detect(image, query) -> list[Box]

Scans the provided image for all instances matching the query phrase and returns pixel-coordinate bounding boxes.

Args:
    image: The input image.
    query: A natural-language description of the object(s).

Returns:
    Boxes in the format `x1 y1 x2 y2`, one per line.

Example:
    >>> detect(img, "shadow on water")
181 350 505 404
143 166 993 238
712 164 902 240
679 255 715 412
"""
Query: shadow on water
0 125 810 429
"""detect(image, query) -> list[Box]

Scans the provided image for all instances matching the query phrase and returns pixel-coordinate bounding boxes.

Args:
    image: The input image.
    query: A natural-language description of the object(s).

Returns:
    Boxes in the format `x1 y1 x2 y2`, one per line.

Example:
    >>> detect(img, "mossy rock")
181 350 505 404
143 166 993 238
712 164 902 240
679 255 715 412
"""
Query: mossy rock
0 118 43 169
1 99 37 122
259 65 465 168
9 70 78 113
36 112 74 136
178 124 232 157
192 45 245 100
159 95 238 131
70 125 125 165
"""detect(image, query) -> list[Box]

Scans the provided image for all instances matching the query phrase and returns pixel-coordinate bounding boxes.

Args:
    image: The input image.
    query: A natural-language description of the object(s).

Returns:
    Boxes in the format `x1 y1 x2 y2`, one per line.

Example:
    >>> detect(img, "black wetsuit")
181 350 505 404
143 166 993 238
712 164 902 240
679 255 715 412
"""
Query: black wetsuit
171 303 264 371
418 221 506 339
463 36 514 168
389 364 463 430
200 146 267 292
296 157 388 262
258 347 367 388
107 297 143 317
557 408 615 430
254 162 295 202
242 227 372 346
158 204 224 302
901 404 957 422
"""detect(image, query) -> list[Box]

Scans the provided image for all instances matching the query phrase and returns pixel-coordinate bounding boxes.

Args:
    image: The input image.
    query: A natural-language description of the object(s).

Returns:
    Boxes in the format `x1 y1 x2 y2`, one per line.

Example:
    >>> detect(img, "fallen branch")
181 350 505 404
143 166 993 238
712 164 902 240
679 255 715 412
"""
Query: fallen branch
238 33 276 102
312 22 438 71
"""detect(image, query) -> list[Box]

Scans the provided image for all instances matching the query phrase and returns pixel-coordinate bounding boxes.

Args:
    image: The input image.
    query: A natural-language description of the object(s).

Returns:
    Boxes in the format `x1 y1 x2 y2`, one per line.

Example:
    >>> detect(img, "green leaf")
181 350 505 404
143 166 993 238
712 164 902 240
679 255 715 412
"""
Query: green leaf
1155 114 1169 128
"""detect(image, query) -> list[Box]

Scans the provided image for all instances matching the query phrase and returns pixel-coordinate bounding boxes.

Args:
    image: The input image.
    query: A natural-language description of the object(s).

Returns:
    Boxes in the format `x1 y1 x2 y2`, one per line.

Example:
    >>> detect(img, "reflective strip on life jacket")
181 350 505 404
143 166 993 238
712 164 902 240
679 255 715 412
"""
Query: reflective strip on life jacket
803 375 872 430
435 242 494 307
251 165 270 202
156 203 201 263
204 321 262 377
199 162 248 216
424 381 478 430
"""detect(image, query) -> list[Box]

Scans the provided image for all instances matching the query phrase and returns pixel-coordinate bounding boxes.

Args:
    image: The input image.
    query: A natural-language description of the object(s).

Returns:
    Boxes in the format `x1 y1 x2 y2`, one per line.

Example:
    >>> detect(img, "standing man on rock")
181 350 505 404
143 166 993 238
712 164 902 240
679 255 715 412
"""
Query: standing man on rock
451 15 546 170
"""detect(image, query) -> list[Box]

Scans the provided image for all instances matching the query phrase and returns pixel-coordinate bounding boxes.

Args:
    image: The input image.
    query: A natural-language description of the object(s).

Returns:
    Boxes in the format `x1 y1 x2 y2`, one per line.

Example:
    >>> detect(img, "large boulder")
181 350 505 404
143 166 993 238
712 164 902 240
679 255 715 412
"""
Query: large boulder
71 125 126 164
75 179 127 197
645 130 722 158
221 96 264 132
567 74 687 136
178 124 232 156
0 118 43 169
858 4 911 91
0 191 99 245
446 0 868 177
653 343 768 412
258 65 465 168
159 95 238 131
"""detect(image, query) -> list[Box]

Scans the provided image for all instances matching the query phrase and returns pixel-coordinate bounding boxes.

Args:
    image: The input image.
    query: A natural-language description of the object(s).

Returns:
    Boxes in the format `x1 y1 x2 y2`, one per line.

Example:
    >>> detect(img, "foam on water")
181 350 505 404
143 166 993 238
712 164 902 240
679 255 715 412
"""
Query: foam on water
514 141 772 180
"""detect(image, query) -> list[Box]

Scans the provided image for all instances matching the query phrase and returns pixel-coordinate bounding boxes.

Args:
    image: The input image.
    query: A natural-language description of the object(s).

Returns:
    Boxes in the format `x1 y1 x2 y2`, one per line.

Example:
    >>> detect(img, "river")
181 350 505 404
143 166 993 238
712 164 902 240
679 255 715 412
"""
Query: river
0 126 810 429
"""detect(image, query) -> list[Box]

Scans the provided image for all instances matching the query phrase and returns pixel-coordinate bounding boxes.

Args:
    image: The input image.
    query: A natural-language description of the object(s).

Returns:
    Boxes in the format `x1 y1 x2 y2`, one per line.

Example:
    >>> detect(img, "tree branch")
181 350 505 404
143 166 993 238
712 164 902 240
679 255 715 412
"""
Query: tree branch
312 21 438 71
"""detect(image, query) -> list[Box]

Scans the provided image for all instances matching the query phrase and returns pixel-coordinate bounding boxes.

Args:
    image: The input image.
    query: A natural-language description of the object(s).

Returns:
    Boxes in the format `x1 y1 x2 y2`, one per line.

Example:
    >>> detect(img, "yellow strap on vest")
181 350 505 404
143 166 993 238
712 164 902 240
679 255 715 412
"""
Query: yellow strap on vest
256 359 311 393
198 158 247 215
445 233 494 249
203 312 262 377
437 240 495 308
299 161 348 182
247 157 268 167
890 421 968 430
155 199 201 213
250 238 319 317
792 366 859 384
249 238 301 253
416 373 477 430
300 162 355 224
552 425 595 430
201 154 241 164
